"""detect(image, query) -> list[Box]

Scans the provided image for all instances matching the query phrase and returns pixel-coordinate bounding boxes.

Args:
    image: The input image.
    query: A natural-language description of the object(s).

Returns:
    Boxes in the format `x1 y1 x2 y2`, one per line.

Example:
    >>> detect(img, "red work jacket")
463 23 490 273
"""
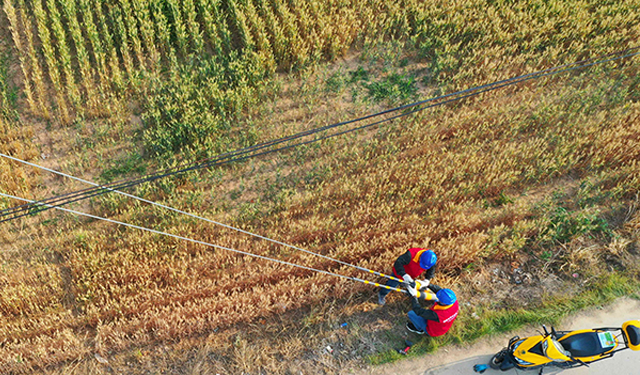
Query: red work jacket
426 300 459 337
392 247 428 279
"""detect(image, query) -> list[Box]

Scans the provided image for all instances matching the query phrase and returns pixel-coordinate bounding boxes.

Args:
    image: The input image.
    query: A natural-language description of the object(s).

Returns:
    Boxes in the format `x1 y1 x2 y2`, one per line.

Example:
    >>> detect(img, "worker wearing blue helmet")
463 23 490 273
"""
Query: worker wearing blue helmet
406 287 459 336
378 248 437 305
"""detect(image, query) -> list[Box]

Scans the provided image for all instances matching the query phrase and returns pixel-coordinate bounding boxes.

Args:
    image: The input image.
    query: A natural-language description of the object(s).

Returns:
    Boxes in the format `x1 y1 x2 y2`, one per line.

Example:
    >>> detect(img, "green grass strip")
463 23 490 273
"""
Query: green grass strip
369 272 640 365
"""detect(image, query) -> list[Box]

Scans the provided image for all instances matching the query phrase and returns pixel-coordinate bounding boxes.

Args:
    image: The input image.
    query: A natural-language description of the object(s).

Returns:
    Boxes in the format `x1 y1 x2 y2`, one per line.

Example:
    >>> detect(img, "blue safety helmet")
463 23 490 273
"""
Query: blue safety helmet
436 289 457 305
419 250 437 269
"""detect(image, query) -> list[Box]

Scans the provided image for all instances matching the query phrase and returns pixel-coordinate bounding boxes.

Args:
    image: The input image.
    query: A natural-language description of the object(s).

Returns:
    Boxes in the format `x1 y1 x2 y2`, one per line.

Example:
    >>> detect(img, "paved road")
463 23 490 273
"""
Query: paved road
365 297 640 375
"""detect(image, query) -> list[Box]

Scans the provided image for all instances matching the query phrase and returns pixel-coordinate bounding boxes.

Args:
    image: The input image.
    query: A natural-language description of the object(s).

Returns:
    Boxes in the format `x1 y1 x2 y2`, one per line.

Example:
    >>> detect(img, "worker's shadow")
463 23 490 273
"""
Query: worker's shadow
421 355 563 375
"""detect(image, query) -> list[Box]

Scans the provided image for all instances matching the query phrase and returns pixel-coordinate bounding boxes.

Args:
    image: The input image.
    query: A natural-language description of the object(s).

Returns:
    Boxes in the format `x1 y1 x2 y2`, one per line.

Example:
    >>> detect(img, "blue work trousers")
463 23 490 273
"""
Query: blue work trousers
408 310 428 333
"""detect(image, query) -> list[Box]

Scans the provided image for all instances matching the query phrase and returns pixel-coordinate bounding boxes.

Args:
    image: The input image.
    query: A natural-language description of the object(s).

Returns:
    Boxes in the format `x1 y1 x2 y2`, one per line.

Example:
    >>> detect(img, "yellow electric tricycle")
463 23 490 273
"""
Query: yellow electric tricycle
489 320 640 374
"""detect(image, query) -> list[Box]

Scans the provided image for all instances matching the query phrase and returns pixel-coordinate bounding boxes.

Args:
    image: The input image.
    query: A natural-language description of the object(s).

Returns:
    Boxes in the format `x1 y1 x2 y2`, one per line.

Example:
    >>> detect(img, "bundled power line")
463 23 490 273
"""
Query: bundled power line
1 46 638 224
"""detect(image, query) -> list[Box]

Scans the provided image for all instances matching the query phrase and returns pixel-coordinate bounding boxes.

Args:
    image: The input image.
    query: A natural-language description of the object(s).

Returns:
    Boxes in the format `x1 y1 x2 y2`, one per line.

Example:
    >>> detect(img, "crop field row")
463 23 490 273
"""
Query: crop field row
0 44 39 209
2 63 640 372
0 0 639 373
3 0 639 155
5 0 427 122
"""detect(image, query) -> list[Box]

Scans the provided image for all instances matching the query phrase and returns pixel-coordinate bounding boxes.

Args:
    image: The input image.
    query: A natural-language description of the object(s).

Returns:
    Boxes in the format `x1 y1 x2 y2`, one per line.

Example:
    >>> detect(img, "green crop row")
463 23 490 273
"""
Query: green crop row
3 0 638 153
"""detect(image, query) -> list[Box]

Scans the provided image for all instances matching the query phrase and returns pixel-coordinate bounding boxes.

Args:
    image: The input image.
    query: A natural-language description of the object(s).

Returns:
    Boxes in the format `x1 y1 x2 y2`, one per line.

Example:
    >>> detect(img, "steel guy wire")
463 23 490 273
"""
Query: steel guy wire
2 46 639 222
0 152 407 283
0 191 429 298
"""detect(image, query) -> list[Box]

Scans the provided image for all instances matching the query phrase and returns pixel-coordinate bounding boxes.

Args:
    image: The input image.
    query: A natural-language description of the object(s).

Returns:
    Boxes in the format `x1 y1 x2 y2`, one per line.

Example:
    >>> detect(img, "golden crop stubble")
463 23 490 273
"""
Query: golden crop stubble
587 109 640 170
324 2 359 59
0 258 79 372
63 219 360 351
89 267 336 351
0 118 38 197
254 0 287 67
377 1 414 38
242 0 276 72
286 1 322 60
0 326 87 372
306 0 332 58
0 265 64 322
272 0 308 69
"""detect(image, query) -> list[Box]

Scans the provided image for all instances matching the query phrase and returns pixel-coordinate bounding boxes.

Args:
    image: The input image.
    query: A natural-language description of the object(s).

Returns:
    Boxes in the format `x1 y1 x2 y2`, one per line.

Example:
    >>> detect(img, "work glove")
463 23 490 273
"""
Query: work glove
406 283 418 297
418 279 430 289
402 274 414 284
402 274 416 290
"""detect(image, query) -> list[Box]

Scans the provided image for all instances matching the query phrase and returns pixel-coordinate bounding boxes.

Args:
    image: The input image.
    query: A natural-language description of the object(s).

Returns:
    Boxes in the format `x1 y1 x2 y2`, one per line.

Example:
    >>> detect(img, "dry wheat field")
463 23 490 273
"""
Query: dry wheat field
0 0 639 373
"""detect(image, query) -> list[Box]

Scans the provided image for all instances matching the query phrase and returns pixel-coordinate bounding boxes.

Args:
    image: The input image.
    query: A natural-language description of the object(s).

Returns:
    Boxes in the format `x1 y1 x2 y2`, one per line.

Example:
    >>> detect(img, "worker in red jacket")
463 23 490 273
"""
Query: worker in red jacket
406 287 459 336
378 248 437 305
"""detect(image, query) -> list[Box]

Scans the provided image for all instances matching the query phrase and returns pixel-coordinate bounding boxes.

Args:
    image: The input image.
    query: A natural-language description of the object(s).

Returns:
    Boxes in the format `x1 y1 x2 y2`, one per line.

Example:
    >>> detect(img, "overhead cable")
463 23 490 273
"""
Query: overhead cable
1 46 639 223
0 152 407 284
0 191 435 300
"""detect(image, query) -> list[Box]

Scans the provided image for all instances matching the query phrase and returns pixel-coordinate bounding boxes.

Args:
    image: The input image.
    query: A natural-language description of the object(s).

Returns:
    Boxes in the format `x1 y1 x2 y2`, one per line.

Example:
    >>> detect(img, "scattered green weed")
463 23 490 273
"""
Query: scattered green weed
493 191 514 207
349 66 369 83
100 151 147 182
576 180 613 208
365 73 417 102
540 250 554 261
542 207 611 244
0 50 18 121
325 71 346 93
141 53 270 161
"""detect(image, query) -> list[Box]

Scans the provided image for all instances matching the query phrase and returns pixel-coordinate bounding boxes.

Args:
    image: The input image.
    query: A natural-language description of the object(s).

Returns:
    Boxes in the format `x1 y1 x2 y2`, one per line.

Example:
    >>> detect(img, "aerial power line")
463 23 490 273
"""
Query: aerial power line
0 151 413 286
1 46 638 307
1 46 638 224
0 191 438 301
